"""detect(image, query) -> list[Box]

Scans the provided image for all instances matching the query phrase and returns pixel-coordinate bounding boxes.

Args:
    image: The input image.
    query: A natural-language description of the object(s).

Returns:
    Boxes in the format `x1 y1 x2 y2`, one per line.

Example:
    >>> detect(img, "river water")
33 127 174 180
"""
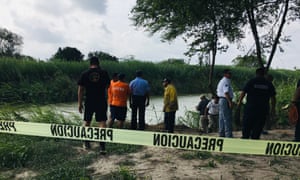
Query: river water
54 95 202 127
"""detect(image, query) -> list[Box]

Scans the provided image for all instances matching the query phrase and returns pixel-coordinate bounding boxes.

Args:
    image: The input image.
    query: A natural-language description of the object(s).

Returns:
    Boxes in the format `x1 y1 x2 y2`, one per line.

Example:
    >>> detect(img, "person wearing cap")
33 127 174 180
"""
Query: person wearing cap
162 78 178 133
237 67 276 139
77 56 110 153
108 73 130 129
129 70 150 130
196 95 209 133
216 69 234 137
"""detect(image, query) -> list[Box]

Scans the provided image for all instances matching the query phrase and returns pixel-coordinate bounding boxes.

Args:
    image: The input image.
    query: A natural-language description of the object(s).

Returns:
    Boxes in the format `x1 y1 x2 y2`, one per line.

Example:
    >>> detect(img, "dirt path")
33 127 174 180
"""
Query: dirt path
88 129 300 179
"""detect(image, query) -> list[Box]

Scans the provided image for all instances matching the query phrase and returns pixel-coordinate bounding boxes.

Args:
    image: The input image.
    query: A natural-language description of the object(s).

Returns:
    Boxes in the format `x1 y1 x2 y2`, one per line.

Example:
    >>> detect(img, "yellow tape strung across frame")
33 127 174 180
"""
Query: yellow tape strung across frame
0 120 300 157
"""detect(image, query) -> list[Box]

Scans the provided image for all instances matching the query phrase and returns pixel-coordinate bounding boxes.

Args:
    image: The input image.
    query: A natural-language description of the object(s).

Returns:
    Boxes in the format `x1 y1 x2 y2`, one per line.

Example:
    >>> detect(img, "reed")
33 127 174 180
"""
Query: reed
0 57 299 126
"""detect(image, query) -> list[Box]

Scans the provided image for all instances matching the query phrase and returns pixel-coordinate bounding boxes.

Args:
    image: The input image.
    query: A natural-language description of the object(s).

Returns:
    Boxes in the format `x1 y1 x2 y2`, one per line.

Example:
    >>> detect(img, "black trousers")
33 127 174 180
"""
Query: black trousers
164 111 176 133
131 95 146 130
242 106 267 139
295 120 300 141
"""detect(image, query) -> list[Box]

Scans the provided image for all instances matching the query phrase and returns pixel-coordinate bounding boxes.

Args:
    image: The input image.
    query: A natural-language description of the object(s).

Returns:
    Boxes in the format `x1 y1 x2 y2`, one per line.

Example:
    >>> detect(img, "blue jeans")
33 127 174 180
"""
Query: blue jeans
218 98 233 137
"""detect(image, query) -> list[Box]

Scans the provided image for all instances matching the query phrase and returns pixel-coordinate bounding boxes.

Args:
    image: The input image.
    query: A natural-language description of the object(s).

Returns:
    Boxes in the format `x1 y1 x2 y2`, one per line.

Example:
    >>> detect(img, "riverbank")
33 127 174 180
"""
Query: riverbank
88 128 298 179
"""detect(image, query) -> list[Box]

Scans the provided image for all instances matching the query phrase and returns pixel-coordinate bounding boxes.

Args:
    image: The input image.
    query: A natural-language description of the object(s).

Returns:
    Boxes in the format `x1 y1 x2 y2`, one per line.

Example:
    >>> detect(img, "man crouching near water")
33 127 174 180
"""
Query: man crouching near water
77 56 110 154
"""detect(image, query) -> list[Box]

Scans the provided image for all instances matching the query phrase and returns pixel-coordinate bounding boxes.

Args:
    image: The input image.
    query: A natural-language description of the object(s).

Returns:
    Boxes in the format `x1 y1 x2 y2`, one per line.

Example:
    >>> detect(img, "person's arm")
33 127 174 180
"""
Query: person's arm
129 95 133 108
78 85 84 113
237 91 246 109
270 95 276 117
107 84 112 105
204 106 209 117
145 92 150 106
225 92 233 109
163 87 170 112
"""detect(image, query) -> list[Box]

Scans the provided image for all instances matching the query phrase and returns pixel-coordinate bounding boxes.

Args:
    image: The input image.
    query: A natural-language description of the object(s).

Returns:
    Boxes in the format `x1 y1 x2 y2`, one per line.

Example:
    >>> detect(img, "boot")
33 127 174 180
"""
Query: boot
99 142 106 155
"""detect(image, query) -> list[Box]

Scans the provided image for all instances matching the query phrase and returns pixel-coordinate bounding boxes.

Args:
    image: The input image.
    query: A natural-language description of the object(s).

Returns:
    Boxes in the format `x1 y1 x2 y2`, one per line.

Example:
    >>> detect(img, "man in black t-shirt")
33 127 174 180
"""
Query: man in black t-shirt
78 56 110 153
237 67 276 139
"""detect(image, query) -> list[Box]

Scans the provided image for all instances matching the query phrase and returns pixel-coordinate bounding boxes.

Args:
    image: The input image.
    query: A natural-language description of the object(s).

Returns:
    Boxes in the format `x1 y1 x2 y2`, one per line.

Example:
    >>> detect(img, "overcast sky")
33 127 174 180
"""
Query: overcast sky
0 0 299 70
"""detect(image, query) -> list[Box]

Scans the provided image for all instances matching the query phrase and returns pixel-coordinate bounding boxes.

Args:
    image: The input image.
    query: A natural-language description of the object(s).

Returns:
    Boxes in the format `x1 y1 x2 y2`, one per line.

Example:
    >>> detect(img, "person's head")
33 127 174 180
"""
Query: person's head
256 67 265 77
162 78 171 87
112 72 119 82
89 56 99 66
136 70 143 77
265 74 274 82
200 95 206 100
223 69 232 78
212 95 219 103
118 73 126 81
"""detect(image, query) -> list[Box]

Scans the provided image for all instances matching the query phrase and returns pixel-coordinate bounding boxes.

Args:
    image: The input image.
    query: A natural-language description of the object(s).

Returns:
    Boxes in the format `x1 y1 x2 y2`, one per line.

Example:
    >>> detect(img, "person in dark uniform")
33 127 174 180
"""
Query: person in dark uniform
237 67 276 139
291 79 300 141
77 56 110 153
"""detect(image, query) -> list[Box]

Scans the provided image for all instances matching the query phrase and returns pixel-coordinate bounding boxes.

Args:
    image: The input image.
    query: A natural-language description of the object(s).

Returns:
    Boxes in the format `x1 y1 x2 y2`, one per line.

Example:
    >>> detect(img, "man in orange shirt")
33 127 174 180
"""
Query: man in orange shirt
109 73 131 128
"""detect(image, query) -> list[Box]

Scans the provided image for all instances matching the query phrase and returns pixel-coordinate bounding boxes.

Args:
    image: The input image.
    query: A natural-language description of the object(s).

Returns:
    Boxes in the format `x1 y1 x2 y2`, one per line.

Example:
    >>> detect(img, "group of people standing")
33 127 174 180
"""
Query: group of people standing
197 68 277 140
196 95 219 134
77 56 178 152
78 56 300 153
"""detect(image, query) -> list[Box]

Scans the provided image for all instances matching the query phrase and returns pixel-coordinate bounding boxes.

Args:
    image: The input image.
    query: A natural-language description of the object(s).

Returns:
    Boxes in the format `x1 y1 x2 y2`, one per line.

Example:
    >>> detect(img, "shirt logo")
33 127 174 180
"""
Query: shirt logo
89 72 100 82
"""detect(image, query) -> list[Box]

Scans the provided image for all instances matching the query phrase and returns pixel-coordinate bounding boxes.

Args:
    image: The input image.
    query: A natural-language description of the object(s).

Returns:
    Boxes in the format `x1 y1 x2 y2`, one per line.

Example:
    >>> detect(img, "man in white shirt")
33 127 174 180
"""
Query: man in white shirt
216 69 234 137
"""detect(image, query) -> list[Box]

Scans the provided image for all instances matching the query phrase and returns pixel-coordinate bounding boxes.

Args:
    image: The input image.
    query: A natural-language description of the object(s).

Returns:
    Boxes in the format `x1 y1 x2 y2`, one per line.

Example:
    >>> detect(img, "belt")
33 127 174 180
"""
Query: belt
209 114 218 116
219 97 232 100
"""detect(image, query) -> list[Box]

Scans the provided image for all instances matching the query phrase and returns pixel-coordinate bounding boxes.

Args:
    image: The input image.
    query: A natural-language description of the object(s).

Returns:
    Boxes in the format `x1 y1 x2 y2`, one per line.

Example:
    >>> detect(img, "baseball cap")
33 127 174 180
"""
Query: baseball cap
162 78 171 83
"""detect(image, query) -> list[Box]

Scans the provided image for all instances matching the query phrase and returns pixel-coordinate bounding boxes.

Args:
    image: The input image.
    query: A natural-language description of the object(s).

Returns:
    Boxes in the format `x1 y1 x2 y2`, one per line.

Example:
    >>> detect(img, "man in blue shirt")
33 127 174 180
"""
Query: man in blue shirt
129 70 150 130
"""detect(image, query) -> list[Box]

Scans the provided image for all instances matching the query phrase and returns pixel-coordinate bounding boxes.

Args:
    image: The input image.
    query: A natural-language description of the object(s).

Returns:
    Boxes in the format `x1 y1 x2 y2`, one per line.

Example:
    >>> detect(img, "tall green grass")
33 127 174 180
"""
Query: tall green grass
0 57 299 126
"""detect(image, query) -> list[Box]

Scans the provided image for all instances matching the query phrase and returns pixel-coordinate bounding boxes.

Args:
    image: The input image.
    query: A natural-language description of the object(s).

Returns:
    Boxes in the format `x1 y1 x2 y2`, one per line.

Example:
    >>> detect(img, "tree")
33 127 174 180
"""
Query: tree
88 51 118 62
159 58 186 65
0 27 23 57
240 0 300 71
232 55 267 67
51 47 84 62
130 0 246 93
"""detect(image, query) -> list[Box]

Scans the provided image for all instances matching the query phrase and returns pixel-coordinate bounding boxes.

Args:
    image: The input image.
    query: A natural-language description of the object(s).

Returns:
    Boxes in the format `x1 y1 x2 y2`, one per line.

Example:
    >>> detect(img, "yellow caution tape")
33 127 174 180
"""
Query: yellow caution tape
0 120 299 157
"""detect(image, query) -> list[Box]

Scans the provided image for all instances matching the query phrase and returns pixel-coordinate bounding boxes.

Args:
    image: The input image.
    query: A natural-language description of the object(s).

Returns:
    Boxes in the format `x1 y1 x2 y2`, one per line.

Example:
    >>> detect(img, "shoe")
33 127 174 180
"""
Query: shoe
99 142 106 155
199 128 206 133
99 150 107 155
83 141 91 149
207 128 212 133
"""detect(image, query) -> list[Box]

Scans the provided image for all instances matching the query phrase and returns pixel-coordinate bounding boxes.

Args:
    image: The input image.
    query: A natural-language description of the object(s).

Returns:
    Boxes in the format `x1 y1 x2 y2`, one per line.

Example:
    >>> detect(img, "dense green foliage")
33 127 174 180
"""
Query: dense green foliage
0 58 300 115
232 55 267 67
88 51 119 62
0 57 299 126
0 57 211 104
51 47 84 62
